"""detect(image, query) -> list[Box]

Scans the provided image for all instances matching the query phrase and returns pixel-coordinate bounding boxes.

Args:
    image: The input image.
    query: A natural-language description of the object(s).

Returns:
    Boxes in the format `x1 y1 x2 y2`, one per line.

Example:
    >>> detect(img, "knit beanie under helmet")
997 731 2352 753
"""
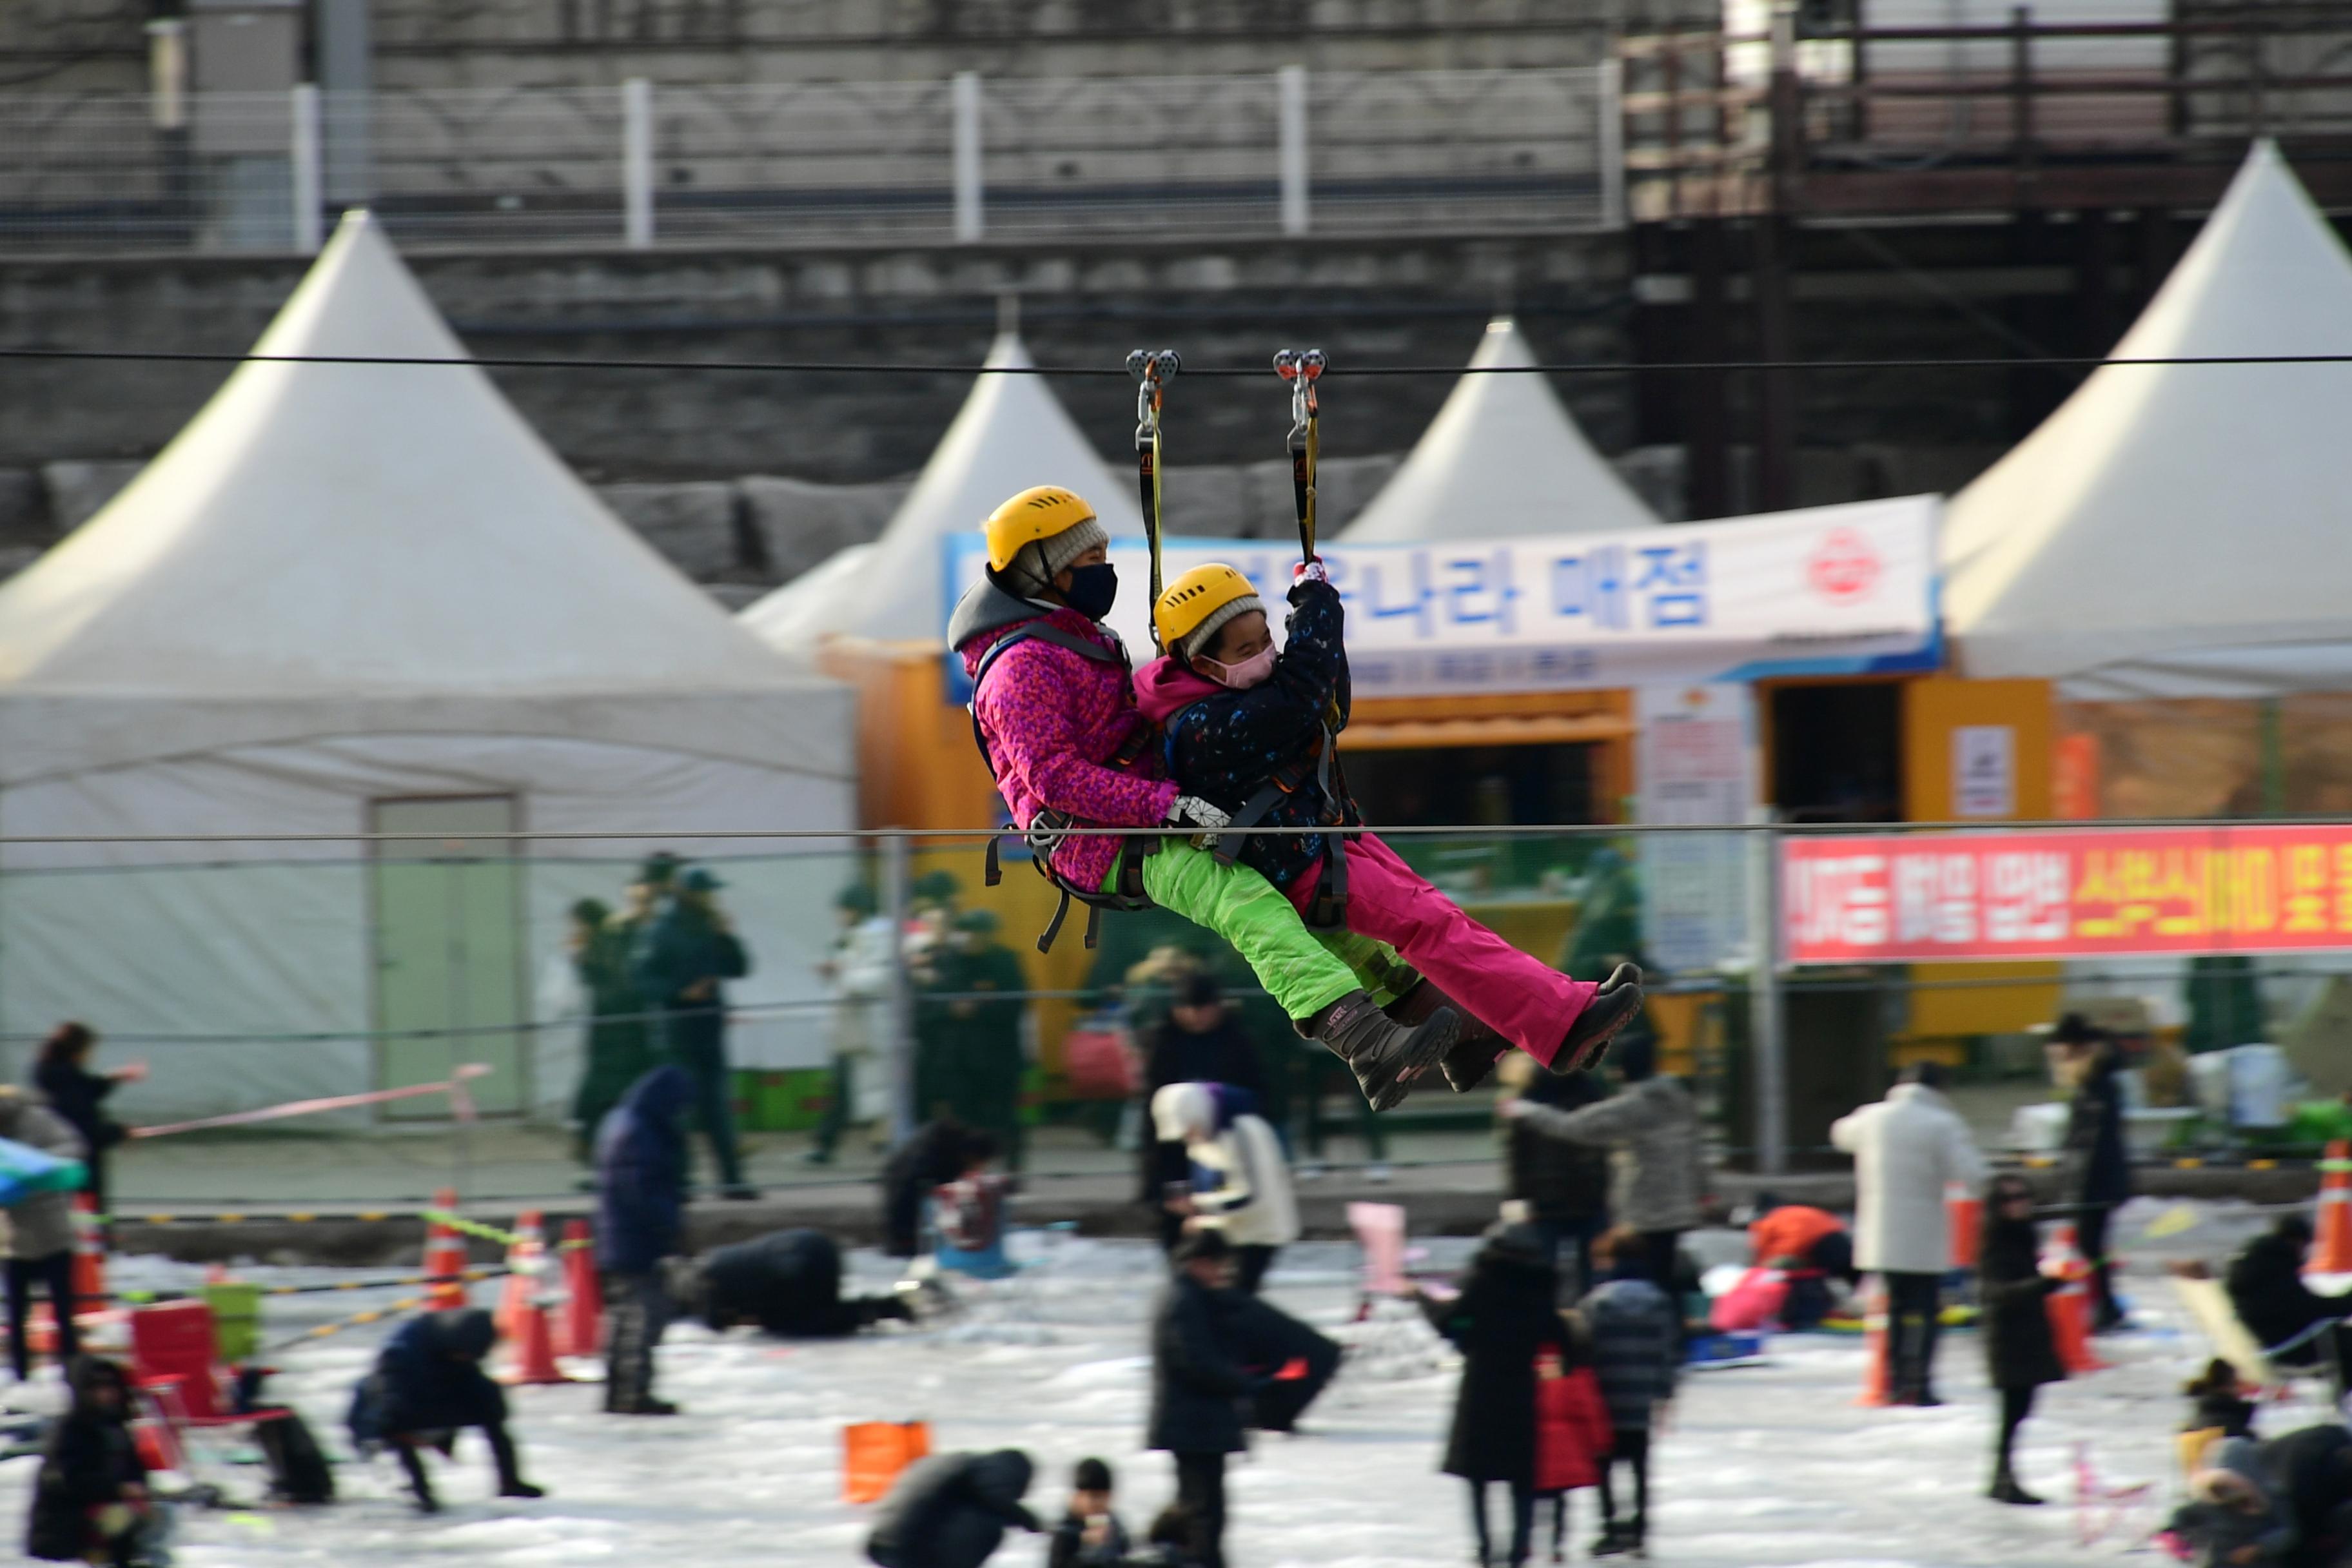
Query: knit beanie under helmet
1179 591 1266 664
1003 515 1111 598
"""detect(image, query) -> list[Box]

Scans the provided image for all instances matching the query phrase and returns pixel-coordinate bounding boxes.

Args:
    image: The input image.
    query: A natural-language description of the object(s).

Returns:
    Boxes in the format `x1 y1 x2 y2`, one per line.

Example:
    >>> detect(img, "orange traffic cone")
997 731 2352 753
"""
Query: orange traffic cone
496 1210 548 1346
70 1193 106 1316
1855 1278 1893 1407
1946 1182 1982 1273
501 1288 573 1386
2043 1222 2108 1375
425 1186 469 1309
555 1219 603 1358
2309 1141 2352 1275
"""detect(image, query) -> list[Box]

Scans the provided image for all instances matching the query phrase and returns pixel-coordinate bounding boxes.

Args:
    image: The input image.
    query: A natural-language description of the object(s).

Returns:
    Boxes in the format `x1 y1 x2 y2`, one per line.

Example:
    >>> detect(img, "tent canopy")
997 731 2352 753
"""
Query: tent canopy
0 210 840 784
1338 316 1661 544
742 332 1140 651
1944 142 2352 700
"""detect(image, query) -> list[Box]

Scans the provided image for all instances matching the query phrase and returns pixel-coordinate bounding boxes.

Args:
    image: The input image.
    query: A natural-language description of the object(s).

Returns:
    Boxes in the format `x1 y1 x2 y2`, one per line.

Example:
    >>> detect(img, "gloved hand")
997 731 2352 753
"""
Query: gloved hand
1166 796 1232 831
1293 557 1329 585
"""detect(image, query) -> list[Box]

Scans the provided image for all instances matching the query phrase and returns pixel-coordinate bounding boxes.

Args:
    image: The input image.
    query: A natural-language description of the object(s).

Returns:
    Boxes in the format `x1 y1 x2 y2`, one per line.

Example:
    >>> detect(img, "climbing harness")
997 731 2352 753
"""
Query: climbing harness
1128 348 1181 633
968 620 1159 955
1273 347 1325 563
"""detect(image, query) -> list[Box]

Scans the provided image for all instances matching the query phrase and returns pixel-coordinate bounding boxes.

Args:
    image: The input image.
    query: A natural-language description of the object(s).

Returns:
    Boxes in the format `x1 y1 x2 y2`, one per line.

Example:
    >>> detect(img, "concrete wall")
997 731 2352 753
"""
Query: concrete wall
0 230 1639 480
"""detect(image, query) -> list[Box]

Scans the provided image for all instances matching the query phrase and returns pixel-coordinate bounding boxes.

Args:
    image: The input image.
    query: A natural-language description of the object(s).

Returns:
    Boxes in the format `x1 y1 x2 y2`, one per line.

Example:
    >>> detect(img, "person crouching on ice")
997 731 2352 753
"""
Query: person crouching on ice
948 485 1460 1110
347 1308 544 1514
1135 558 1644 1093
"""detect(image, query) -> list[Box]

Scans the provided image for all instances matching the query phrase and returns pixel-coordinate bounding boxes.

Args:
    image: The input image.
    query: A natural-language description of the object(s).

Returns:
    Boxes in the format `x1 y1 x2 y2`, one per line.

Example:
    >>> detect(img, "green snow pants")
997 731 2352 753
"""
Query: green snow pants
1110 838 1416 1021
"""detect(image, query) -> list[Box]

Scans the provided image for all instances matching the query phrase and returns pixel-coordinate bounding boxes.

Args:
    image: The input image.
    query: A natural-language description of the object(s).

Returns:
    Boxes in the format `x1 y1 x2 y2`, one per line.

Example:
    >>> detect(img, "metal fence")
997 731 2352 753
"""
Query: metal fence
10 819 2352 1209
0 66 1622 256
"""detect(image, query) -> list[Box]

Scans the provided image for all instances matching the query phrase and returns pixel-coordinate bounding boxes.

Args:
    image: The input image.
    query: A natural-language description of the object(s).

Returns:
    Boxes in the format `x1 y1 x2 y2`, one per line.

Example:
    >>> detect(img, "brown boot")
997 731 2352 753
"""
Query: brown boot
1386 981 1507 1093
1302 990 1458 1112
1557 963 1645 1073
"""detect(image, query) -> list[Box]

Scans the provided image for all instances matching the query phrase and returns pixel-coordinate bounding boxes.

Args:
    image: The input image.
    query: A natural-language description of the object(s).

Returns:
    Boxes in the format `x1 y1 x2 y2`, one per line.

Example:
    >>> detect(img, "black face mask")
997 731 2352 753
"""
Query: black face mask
1059 562 1119 622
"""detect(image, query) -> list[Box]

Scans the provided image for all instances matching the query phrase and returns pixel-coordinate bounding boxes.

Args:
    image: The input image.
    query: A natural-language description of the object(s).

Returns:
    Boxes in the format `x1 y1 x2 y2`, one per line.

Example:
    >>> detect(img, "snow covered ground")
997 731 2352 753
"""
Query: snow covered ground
0 1199 2333 1567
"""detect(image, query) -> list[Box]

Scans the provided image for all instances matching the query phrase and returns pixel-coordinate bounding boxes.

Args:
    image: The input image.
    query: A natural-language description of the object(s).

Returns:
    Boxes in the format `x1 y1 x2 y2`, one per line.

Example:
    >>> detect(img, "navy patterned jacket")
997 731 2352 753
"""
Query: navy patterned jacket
1132 578 1358 892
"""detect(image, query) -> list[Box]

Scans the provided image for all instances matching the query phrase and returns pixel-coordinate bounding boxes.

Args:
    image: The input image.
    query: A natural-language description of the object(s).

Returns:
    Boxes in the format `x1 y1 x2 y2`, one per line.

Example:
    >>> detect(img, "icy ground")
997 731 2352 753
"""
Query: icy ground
0 1198 2333 1567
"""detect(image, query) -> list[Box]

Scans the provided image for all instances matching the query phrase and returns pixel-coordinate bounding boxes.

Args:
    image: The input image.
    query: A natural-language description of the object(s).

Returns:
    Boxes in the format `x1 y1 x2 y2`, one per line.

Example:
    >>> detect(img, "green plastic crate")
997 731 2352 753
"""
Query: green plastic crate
201 1281 262 1364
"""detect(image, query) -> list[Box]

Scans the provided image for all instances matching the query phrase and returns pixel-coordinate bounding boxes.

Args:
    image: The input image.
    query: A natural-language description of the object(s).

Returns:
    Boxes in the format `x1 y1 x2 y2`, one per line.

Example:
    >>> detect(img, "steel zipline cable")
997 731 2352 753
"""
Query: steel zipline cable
6 345 2352 377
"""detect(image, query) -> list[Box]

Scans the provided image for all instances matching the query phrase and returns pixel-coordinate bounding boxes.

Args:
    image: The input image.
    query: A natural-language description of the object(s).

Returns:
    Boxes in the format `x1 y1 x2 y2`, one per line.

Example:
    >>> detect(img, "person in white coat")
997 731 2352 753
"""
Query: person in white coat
1830 1061 1988 1405
1152 1082 1298 1297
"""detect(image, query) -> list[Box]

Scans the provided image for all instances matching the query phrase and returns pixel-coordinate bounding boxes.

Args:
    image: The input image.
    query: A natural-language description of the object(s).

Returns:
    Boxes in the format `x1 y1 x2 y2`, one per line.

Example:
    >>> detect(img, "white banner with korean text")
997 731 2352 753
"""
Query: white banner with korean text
941 494 1940 700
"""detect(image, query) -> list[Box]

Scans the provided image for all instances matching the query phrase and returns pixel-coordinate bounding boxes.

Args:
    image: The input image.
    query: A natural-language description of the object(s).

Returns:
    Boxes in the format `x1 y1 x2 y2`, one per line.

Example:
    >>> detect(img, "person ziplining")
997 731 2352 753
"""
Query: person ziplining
947 349 1639 1110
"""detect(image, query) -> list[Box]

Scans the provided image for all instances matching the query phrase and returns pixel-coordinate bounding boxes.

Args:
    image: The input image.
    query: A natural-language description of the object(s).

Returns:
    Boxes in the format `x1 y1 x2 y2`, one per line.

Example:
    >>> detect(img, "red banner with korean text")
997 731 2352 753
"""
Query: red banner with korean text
1782 825 2352 964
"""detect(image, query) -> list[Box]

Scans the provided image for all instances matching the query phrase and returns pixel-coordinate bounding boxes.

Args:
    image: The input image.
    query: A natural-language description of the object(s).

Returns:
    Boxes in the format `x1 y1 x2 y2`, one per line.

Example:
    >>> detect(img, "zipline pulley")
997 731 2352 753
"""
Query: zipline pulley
1273 347 1325 562
1128 348 1181 634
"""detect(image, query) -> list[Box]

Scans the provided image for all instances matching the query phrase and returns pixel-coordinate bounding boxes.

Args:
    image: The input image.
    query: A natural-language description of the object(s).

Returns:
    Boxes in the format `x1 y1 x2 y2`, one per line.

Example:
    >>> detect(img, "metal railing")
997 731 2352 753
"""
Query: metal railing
0 66 1622 257
8 818 2352 1199
1620 8 2352 220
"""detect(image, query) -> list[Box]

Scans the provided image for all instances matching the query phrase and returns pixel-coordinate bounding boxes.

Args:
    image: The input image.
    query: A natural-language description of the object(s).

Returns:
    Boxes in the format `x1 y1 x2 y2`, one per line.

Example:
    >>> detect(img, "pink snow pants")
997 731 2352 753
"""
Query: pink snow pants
1287 832 1600 1066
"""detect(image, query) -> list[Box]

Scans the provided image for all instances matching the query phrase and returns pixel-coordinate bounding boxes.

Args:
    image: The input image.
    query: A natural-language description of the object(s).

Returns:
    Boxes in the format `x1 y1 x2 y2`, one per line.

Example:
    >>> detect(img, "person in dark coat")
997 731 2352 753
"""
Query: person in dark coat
1506 1066 1612 1298
2055 1014 2131 1331
921 909 1034 1173
2223 1216 2352 1384
631 865 754 1199
1046 1456 1133 1568
1148 1231 1256 1568
1579 1226 1678 1558
865 1448 1041 1568
595 1064 692 1415
1220 1289 1342 1435
666 1228 912 1338
1141 975 1269 1253
26 1357 153 1566
346 1308 543 1513
1980 1173 2066 1506
2266 1423 2352 1564
29 1023 139 1222
1420 1220 1579 1567
565 899 656 1168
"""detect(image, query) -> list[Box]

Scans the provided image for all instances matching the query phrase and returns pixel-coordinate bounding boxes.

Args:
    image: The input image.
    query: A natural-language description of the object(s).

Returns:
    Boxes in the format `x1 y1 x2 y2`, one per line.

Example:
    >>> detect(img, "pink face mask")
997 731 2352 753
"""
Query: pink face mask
1202 647 1277 691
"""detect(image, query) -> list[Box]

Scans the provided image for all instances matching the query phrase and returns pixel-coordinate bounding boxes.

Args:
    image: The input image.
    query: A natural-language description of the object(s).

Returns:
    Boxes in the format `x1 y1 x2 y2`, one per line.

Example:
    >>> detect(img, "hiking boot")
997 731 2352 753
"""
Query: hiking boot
1558 963 1645 1073
1303 990 1458 1112
1386 981 1507 1093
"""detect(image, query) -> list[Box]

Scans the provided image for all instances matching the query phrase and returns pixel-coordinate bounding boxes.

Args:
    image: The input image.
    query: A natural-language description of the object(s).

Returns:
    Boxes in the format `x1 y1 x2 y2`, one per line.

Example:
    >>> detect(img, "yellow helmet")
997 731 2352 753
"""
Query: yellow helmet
1153 563 1260 656
984 485 1098 573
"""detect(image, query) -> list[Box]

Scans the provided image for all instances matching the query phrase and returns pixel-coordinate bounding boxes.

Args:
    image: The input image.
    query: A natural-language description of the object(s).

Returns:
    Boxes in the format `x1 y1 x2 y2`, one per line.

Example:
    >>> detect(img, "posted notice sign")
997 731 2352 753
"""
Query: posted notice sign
1783 823 2352 964
942 494 1940 700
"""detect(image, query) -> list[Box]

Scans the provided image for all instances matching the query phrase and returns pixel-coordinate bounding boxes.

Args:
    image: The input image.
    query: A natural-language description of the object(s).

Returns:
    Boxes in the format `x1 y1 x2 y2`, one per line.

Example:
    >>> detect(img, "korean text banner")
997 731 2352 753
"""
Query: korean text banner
1783 824 2352 965
941 494 1940 700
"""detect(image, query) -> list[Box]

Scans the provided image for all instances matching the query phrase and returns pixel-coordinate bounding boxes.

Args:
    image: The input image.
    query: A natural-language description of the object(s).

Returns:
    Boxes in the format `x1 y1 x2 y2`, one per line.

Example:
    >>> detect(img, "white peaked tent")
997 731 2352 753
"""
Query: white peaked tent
741 332 1142 652
738 543 874 649
0 211 857 1121
1338 317 1662 544
1945 142 2352 698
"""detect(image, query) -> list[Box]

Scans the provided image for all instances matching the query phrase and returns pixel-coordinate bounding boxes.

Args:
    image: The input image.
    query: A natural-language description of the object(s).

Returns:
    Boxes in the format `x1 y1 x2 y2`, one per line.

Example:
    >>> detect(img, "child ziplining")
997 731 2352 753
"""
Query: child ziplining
946 485 1463 1112
1136 556 1644 1090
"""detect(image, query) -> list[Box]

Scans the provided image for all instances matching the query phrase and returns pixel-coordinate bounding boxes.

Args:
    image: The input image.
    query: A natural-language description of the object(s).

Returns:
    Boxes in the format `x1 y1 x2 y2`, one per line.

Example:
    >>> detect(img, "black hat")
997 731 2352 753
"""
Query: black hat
1179 972 1223 1008
1073 1458 1114 1493
1172 1230 1233 1266
2051 1012 2105 1048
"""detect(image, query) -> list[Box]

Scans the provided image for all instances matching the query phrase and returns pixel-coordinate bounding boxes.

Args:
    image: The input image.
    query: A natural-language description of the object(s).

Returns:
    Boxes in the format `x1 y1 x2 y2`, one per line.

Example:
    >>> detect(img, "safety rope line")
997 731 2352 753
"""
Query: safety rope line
115 1268 509 1304
6 346 2352 377
260 1293 433 1355
1128 348 1179 634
